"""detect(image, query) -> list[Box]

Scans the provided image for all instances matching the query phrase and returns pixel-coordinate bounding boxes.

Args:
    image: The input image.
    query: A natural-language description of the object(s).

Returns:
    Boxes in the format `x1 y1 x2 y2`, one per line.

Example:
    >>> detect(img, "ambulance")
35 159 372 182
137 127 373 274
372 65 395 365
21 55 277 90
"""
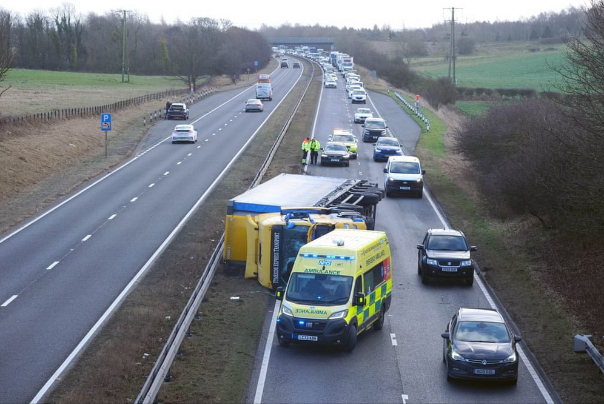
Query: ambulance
275 229 392 351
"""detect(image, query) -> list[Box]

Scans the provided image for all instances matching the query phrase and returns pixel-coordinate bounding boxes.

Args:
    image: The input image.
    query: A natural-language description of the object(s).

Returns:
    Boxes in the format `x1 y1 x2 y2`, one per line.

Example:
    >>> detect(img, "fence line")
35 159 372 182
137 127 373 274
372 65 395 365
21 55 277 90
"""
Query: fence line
0 87 217 127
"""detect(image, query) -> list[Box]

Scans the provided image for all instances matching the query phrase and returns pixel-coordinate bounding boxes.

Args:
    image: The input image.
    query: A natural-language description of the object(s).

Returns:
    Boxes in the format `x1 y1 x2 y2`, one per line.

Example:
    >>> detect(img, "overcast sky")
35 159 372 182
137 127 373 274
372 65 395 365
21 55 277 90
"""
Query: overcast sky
5 0 586 30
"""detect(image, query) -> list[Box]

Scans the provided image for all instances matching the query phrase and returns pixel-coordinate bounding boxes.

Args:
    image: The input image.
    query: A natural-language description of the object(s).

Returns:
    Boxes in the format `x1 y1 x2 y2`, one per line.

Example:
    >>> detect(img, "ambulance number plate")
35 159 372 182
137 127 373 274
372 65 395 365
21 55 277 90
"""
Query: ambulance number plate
297 335 318 341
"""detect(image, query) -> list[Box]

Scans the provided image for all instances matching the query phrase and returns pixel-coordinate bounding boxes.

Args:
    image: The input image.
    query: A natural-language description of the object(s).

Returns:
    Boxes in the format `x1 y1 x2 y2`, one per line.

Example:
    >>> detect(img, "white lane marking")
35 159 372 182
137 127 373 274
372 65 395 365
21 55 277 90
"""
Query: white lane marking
390 333 398 346
164 171 170 176
149 183 155 188
253 299 281 404
81 235 92 242
177 162 182 165
130 197 138 203
187 153 192 157
1 295 18 307
402 394 409 404
33 65 294 403
476 277 554 404
108 214 117 220
47 261 59 270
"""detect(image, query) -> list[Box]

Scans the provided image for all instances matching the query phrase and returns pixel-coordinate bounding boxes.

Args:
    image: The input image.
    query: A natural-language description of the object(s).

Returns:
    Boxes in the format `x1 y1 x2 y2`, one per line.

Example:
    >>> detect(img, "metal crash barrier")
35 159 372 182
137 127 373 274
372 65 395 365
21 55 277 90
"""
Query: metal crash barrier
574 334 604 375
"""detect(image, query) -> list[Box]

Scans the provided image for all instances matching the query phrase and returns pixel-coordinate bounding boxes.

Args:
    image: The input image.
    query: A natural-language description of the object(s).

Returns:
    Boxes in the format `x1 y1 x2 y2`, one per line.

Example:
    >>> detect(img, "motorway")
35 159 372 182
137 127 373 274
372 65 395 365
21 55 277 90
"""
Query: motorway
246 65 557 403
0 56 557 403
0 62 303 403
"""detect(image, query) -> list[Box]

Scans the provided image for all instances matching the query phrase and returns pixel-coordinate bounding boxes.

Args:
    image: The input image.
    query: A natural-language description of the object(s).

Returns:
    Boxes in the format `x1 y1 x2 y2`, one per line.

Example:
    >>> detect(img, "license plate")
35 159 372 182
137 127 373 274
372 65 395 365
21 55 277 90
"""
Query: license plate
473 368 495 375
400 186 410 190
442 267 458 272
331 158 339 162
297 335 318 341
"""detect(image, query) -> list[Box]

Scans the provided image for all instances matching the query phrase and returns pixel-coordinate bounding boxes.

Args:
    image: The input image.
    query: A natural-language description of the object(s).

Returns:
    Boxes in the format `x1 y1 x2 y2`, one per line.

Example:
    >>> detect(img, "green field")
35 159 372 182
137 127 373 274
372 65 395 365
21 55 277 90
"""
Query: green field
3 68 182 90
411 43 568 91
0 69 190 116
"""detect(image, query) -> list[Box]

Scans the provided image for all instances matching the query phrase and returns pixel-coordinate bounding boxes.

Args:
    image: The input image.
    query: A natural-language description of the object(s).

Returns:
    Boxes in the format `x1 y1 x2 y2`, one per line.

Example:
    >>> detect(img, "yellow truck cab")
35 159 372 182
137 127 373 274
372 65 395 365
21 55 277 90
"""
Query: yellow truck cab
275 229 392 351
249 207 369 290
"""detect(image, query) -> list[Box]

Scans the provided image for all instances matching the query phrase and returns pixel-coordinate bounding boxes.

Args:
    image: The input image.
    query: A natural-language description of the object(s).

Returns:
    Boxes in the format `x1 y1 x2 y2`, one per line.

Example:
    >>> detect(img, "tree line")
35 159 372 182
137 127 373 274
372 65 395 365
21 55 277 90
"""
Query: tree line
0 4 271 90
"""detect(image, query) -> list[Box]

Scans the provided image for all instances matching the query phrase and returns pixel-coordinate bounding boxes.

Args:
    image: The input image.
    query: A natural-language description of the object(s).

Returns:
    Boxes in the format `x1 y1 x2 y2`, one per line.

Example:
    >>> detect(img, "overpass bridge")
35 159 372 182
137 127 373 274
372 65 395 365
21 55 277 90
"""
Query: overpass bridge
265 37 335 50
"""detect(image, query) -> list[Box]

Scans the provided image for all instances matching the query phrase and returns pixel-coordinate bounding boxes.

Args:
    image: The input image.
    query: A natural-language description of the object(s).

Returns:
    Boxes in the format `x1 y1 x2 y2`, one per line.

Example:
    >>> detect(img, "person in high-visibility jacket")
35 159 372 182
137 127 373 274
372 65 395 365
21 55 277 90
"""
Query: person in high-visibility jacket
309 138 321 164
301 137 310 165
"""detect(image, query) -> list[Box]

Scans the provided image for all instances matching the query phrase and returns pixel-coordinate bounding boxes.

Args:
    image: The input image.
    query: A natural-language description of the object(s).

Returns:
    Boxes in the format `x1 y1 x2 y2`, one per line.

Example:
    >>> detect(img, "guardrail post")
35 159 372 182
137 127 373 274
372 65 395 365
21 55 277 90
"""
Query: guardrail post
574 334 604 374
163 368 172 383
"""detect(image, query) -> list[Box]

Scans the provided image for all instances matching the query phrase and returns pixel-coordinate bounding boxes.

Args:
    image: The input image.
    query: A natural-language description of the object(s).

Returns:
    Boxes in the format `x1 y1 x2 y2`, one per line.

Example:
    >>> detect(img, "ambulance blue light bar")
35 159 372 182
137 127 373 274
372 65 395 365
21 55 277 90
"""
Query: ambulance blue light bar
299 253 355 260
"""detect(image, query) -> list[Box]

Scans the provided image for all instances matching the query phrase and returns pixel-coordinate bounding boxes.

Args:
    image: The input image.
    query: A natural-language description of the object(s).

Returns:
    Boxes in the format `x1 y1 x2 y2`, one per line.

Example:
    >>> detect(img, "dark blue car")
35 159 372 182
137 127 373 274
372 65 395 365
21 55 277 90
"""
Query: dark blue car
373 136 403 162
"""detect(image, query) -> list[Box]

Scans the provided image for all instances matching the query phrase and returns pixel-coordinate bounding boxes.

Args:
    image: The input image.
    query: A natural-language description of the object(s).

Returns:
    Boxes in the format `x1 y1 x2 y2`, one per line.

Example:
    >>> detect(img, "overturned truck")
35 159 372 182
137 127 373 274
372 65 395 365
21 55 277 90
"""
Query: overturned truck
223 174 384 289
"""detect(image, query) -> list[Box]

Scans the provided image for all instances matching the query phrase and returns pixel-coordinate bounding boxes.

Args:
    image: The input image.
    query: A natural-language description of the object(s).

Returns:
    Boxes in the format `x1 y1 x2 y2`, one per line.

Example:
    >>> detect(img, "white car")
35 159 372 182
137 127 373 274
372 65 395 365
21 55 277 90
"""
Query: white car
172 124 198 144
354 107 373 123
347 84 362 98
351 89 367 104
324 78 337 88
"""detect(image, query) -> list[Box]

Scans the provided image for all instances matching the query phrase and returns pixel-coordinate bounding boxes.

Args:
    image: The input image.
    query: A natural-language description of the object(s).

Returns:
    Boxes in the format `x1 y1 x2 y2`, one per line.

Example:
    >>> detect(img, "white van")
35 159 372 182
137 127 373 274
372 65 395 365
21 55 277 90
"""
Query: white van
255 83 273 101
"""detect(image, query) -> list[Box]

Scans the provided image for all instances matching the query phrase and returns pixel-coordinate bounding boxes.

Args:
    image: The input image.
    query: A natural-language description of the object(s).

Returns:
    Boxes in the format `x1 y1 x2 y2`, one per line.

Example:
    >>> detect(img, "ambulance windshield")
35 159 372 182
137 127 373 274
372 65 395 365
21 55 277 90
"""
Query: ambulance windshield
286 273 353 305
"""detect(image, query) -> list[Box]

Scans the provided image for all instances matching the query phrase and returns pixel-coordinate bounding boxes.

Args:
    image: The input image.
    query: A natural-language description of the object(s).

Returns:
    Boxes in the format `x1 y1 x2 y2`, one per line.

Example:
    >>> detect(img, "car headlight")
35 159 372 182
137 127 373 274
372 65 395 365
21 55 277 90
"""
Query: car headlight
415 178 423 183
329 309 348 320
375 148 382 152
427 258 438 266
321 153 328 158
450 349 465 361
281 304 293 317
503 352 517 363
460 260 472 267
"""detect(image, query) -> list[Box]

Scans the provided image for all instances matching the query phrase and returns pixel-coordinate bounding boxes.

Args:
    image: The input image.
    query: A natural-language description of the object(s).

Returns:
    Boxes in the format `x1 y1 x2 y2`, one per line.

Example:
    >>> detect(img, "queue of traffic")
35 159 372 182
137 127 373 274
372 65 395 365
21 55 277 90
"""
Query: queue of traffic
223 50 522 384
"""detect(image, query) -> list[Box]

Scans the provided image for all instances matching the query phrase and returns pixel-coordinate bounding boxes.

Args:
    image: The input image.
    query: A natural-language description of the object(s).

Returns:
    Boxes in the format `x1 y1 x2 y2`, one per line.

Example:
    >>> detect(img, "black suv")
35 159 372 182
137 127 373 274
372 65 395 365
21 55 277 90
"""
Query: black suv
417 228 477 285
362 118 388 142
166 103 189 120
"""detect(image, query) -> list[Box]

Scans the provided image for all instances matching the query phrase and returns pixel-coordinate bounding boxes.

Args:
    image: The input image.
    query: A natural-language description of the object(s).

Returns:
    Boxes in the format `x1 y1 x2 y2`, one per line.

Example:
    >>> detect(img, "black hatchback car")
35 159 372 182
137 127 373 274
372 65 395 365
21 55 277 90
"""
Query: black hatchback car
417 228 477 285
442 308 522 384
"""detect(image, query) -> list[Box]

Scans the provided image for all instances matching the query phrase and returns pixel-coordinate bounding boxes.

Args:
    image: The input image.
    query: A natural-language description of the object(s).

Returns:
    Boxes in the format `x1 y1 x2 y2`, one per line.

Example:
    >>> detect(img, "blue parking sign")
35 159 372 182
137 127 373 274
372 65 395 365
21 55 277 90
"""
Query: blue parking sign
101 113 112 131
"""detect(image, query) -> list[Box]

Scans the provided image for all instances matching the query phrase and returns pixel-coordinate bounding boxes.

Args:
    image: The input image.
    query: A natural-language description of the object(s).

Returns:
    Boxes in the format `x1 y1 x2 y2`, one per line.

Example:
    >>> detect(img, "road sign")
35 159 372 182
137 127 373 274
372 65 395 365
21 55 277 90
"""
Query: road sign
101 113 112 131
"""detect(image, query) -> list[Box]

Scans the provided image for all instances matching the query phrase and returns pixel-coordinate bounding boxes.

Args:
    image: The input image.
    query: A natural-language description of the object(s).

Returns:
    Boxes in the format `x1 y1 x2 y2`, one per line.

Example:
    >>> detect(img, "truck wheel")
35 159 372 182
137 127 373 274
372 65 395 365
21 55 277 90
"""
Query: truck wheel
373 309 385 331
364 216 375 230
344 325 357 352
352 192 380 206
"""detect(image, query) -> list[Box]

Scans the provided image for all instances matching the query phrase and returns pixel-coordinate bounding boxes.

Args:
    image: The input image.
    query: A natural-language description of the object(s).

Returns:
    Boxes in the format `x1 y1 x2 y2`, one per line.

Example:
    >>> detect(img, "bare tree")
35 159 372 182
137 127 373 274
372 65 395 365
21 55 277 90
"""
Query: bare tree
0 8 14 100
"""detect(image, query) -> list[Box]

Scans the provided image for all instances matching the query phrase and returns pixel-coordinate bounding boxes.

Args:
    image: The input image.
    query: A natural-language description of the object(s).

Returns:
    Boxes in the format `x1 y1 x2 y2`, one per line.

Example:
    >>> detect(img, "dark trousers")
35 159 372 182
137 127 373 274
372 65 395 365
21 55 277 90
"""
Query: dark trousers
311 150 318 164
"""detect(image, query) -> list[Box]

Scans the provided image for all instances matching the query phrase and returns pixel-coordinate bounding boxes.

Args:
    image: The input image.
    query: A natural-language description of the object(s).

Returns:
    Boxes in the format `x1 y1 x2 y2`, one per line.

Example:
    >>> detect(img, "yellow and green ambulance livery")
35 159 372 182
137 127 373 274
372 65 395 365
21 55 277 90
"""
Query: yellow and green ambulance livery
275 229 392 351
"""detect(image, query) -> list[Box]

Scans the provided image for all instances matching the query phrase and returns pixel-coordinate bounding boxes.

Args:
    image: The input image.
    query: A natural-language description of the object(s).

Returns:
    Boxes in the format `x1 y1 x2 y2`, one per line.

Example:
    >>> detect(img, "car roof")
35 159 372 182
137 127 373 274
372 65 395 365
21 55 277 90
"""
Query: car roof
457 308 504 323
174 124 193 130
365 117 385 122
376 137 399 143
427 228 465 237
388 155 419 164
171 102 186 107
325 141 347 147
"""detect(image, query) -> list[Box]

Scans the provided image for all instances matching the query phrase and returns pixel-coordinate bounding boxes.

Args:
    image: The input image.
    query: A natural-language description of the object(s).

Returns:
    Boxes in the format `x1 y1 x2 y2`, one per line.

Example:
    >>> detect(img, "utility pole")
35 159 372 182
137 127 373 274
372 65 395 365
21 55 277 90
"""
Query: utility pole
115 10 130 83
445 7 461 86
